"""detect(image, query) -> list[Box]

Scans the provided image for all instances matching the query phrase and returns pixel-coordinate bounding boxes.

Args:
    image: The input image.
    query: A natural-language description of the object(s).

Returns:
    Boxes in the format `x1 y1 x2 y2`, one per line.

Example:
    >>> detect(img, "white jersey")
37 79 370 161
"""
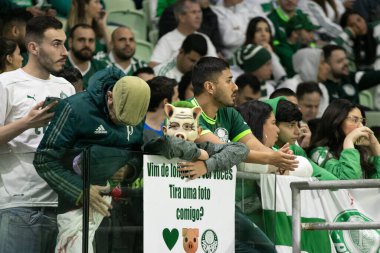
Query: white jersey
0 69 75 209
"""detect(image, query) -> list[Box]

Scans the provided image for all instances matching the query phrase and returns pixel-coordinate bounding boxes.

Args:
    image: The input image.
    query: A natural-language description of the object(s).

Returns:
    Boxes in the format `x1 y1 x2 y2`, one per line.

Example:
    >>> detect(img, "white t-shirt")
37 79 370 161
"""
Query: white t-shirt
153 57 183 82
150 29 217 64
0 69 75 209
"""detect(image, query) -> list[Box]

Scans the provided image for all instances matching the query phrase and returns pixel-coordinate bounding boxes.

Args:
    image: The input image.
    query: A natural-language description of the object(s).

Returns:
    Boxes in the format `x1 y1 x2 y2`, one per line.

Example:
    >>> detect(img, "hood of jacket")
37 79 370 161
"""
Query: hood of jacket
292 48 322 82
264 96 288 116
86 67 126 110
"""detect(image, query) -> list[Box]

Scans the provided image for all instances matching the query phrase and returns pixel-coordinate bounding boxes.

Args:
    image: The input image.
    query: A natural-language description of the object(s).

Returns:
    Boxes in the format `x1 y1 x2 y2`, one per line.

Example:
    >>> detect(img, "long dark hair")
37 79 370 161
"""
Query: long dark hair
236 100 273 143
340 10 377 70
0 38 18 73
244 17 273 47
308 99 374 177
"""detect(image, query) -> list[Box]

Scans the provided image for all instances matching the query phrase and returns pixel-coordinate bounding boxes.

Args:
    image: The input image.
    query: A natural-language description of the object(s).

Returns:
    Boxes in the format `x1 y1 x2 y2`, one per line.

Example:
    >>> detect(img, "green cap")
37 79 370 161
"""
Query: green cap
286 13 320 35
234 44 272 73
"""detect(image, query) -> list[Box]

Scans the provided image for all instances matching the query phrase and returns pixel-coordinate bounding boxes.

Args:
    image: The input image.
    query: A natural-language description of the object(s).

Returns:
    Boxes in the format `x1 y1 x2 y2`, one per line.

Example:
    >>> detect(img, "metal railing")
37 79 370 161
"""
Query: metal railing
290 179 380 253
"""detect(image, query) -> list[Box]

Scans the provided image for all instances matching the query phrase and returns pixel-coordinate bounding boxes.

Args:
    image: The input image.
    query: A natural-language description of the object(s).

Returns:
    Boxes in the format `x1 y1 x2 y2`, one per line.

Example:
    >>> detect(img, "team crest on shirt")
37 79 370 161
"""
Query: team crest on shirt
214 128 229 143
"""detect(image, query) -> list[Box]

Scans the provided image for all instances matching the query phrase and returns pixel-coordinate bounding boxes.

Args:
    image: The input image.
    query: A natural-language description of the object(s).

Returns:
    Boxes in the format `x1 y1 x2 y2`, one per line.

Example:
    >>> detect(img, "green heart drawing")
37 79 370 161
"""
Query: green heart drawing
162 228 179 250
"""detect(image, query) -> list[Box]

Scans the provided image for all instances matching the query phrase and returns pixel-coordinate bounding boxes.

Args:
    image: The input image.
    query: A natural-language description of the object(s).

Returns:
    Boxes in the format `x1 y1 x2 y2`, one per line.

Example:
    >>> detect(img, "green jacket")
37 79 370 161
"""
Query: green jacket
34 67 144 213
310 147 380 179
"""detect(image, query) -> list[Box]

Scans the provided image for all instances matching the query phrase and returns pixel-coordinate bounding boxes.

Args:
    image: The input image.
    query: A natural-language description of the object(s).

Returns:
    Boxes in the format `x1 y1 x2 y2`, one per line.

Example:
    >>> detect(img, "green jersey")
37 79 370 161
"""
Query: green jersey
190 97 251 143
65 56 108 89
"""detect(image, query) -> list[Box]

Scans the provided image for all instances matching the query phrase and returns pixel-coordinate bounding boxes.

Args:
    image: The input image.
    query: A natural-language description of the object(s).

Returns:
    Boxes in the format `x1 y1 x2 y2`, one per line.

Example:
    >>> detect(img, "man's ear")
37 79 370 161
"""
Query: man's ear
6 54 13 64
204 81 214 95
164 103 175 118
27 42 39 56
162 126 168 135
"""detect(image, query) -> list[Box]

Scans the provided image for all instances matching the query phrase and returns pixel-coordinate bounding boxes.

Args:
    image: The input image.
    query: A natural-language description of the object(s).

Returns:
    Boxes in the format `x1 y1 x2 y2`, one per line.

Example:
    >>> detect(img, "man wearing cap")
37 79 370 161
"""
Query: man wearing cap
234 44 275 99
275 13 320 77
33 67 150 251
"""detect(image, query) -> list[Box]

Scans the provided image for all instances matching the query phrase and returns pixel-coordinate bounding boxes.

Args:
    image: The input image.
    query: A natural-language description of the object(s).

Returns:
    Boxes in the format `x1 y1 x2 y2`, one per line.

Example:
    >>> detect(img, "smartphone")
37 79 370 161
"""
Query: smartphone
43 97 61 113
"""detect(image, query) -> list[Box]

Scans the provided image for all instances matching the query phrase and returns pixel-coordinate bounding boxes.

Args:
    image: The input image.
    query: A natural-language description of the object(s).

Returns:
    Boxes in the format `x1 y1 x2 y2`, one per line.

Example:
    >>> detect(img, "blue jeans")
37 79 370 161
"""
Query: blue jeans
0 207 58 253
235 206 277 253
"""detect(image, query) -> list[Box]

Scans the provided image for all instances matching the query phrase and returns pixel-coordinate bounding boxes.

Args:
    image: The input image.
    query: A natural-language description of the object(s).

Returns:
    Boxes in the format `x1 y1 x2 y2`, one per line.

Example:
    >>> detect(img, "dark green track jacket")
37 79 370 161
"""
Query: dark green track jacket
34 68 144 213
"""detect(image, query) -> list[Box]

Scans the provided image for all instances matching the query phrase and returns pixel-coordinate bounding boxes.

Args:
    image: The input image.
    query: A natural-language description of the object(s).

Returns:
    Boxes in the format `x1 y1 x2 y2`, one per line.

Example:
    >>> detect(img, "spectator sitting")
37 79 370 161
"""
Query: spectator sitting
244 16 287 82
308 99 380 179
154 33 207 82
0 38 23 73
296 81 323 123
144 76 179 140
237 99 337 179
275 13 320 77
234 44 274 99
234 73 261 106
149 0 217 67
56 66 84 93
158 0 223 54
96 26 147 76
267 0 306 44
65 24 108 89
67 0 109 53
278 48 330 117
133 66 155 82
211 0 265 60
336 9 380 72
322 44 380 107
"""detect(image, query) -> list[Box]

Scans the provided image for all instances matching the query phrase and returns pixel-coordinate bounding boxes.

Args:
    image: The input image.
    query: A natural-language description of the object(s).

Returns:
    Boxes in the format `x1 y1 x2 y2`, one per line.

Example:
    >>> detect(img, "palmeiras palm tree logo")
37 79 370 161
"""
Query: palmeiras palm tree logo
330 209 380 253
201 229 218 253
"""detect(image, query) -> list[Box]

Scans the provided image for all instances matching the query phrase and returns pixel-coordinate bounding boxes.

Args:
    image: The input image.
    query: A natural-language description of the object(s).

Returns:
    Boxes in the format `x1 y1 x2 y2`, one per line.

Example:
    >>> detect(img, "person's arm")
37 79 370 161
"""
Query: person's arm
33 100 86 206
0 99 57 146
143 136 203 161
201 142 249 172
310 147 362 179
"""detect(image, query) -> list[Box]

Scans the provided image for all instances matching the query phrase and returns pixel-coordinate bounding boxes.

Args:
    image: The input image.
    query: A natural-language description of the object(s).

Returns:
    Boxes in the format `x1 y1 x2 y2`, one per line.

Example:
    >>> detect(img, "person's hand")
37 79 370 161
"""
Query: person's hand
111 165 129 183
46 8 57 17
268 149 298 172
344 126 372 147
197 149 209 161
298 122 311 149
279 143 294 155
367 131 380 155
26 6 46 16
177 161 208 180
89 185 112 217
97 10 108 28
24 101 57 128
261 42 273 53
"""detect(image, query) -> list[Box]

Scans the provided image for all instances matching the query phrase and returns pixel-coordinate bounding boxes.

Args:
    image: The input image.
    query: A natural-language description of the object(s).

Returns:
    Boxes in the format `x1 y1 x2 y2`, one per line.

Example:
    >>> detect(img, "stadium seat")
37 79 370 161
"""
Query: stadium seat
104 0 135 12
135 39 153 62
359 90 374 110
107 10 147 40
365 111 380 127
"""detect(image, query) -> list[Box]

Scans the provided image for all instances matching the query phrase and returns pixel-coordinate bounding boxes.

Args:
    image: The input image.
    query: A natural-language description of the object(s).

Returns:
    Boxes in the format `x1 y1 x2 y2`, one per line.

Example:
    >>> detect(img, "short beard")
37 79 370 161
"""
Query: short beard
114 48 134 61
72 48 93 61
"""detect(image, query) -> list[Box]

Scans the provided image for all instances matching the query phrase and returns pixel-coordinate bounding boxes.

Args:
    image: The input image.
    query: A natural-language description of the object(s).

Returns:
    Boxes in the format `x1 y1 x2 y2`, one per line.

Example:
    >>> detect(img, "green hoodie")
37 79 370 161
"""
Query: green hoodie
265 97 338 180
34 67 144 213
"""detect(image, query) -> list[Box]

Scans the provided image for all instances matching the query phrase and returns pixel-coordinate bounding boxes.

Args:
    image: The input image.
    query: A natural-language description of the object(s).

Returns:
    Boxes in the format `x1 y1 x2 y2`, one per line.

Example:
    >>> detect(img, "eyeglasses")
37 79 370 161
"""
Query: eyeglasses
346 115 366 125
